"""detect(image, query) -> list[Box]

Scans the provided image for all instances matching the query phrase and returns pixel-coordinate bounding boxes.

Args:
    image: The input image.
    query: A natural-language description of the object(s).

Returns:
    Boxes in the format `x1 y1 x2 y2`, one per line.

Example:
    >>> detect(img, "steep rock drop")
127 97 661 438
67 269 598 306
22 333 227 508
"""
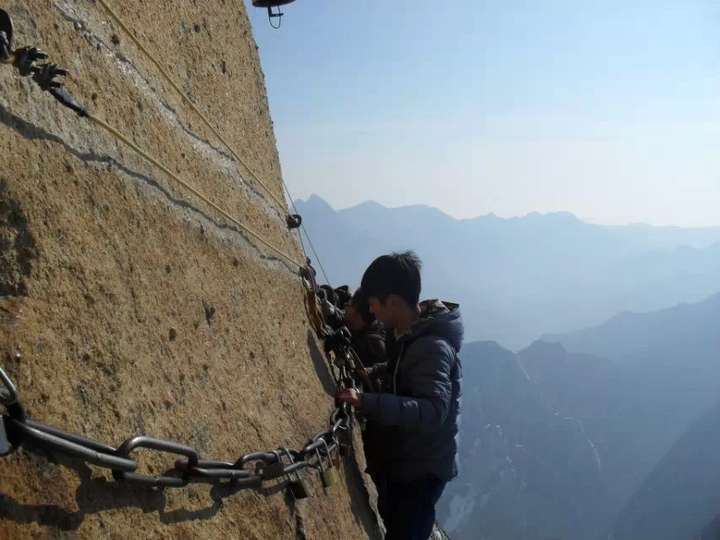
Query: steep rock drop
0 1 380 538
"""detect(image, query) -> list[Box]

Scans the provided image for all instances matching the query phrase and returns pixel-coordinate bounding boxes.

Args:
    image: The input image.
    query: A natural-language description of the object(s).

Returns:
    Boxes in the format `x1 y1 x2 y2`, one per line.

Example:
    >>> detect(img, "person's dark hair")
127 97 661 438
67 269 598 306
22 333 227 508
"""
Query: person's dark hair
334 285 352 308
360 251 422 306
351 287 375 325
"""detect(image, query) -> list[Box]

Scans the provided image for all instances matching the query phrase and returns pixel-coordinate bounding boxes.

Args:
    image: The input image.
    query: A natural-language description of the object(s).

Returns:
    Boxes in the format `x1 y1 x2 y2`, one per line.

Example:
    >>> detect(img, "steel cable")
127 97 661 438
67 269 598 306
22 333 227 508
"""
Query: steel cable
87 113 305 269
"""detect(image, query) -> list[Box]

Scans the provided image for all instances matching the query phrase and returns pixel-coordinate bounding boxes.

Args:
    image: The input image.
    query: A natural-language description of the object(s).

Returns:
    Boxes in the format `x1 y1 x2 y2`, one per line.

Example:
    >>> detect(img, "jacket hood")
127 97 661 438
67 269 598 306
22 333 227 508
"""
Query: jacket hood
402 300 464 353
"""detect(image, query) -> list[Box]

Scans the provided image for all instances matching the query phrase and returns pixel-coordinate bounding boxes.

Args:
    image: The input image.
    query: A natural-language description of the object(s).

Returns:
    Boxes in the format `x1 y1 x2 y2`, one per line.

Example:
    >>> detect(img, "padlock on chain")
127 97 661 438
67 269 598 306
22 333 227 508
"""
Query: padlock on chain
279 448 309 499
317 440 337 489
258 451 285 481
337 427 352 457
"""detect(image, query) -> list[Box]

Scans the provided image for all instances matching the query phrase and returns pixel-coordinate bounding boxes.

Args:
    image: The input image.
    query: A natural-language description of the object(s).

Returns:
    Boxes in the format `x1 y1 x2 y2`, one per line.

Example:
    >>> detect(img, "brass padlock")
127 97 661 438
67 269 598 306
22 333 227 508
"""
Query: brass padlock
322 467 338 488
279 448 309 500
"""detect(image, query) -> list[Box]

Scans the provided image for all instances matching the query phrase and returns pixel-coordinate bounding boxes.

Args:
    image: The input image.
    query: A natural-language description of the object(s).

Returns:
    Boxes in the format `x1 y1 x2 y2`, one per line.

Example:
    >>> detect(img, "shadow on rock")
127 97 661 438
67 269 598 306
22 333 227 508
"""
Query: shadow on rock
341 439 383 540
306 329 336 397
0 455 222 531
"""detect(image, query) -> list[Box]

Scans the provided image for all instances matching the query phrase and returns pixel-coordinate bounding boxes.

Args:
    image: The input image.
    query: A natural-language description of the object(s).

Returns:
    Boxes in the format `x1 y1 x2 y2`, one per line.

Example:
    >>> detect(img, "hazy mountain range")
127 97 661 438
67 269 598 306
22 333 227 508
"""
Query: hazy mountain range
439 292 720 540
297 196 720 538
295 195 720 348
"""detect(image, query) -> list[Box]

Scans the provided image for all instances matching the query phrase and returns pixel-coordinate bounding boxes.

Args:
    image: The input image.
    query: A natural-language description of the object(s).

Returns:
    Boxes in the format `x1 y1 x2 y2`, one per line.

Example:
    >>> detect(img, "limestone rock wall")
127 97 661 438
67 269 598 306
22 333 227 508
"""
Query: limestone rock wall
0 1 378 538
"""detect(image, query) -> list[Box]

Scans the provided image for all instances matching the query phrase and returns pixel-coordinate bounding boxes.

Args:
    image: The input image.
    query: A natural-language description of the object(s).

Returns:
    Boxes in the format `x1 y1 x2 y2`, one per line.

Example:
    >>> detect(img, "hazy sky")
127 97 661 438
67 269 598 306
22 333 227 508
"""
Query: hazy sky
248 1 720 227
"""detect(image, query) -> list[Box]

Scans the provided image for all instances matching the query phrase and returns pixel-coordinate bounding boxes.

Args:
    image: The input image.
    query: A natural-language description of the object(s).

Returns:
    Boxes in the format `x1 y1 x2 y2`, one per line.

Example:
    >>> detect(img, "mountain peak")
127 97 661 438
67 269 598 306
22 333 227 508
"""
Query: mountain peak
524 211 582 224
520 340 568 358
296 194 335 213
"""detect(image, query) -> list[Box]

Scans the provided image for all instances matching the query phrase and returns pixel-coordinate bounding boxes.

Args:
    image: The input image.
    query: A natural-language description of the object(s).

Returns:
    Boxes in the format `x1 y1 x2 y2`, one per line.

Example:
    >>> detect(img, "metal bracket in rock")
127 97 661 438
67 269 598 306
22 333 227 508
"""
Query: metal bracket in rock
0 366 18 408
0 9 87 116
286 214 302 229
0 416 11 457
0 8 12 61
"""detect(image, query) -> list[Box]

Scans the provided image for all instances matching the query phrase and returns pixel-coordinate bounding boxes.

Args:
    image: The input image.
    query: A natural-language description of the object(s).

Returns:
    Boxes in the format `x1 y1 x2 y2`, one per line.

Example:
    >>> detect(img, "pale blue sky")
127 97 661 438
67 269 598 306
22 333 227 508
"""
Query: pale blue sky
247 1 720 226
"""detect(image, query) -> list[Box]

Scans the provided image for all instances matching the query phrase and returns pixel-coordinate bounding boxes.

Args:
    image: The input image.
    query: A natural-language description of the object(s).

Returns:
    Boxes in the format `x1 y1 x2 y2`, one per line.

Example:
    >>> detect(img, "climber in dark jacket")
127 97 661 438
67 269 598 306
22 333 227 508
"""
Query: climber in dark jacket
345 288 388 373
337 251 463 540
344 287 390 488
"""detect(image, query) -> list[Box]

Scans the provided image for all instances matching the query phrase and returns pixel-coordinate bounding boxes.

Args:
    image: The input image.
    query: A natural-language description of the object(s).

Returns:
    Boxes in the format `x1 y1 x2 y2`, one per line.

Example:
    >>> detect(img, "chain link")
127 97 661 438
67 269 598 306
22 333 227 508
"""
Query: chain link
0 386 351 492
0 262 356 497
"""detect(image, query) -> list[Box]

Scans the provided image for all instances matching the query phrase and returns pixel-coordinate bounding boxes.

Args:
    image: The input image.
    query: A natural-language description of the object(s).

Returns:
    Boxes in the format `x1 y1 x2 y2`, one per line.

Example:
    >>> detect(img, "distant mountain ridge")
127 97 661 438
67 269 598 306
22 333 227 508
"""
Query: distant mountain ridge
544 292 720 540
611 400 720 540
438 340 610 540
440 291 720 539
543 291 720 363
297 195 720 348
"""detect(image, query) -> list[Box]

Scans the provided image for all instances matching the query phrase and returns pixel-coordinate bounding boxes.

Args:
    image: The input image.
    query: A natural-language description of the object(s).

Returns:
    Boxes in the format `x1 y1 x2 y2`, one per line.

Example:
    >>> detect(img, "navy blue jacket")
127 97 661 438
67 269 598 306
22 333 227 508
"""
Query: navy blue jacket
361 301 463 482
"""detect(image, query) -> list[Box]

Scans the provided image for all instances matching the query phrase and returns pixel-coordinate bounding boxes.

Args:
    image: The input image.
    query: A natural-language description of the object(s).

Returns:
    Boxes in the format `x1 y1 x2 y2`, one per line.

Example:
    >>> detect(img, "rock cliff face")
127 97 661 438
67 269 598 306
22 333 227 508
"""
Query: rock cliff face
0 1 378 538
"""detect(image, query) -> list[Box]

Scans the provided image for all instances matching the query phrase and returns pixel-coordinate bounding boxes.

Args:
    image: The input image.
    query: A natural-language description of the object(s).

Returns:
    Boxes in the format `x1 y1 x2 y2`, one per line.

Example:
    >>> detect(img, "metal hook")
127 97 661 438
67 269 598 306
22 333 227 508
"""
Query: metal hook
315 438 333 470
319 438 332 457
278 447 309 499
0 9 13 62
13 46 48 76
0 366 18 408
316 438 338 488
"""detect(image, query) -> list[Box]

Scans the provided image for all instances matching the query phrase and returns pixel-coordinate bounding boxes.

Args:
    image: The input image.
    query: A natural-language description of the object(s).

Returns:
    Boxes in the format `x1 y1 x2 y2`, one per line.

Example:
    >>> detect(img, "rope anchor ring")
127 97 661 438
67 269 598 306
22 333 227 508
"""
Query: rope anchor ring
286 214 302 229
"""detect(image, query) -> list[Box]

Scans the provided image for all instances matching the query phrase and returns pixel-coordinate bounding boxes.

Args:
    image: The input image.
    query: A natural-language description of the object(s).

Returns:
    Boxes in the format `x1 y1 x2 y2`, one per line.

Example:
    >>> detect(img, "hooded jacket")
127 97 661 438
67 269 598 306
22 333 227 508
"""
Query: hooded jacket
361 300 463 482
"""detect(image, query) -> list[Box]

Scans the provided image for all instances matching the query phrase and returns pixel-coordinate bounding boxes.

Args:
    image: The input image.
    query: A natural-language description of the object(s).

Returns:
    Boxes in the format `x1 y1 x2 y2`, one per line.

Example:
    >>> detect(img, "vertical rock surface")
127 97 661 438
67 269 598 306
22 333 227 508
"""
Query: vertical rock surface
0 1 379 538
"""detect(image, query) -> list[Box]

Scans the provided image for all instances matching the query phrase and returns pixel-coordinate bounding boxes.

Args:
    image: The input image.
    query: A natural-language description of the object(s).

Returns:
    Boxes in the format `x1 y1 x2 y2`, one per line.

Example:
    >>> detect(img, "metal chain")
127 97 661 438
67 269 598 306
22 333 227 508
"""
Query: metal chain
0 255 358 494
0 364 353 491
0 10 364 497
